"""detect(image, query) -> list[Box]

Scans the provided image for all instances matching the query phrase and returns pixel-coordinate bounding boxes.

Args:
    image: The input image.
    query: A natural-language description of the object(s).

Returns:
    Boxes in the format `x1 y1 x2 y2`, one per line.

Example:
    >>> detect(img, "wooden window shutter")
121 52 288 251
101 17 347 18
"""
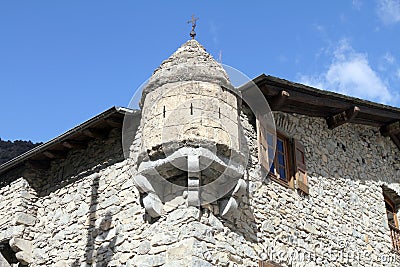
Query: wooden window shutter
258 260 282 267
257 118 270 171
293 139 309 194
385 195 399 228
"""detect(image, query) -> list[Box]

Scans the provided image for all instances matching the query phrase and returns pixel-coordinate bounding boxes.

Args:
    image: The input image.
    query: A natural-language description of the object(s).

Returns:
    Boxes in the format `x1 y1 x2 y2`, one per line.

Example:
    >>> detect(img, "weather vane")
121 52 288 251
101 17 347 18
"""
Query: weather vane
187 14 199 39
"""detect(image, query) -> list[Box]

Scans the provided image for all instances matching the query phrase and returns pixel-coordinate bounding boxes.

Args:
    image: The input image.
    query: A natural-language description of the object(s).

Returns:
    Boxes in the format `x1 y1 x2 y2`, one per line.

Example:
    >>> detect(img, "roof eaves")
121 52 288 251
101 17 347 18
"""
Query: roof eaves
0 106 139 176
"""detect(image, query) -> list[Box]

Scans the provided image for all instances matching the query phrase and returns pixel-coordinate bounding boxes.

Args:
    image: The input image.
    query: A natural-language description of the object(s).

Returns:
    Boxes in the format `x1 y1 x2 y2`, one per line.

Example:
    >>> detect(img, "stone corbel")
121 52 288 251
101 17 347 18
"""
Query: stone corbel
219 178 247 218
220 198 238 218
133 174 155 194
143 192 163 218
232 178 247 197
134 147 246 219
187 155 200 207
133 174 164 218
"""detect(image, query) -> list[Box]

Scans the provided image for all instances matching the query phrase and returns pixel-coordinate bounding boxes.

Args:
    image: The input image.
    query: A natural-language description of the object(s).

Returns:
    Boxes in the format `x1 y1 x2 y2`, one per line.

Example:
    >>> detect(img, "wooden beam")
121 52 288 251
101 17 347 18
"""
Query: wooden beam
62 140 87 149
260 83 400 120
381 121 400 137
43 150 67 159
25 160 50 170
268 90 289 110
389 134 400 149
104 117 122 128
82 128 108 139
260 84 346 108
326 106 360 129
381 122 400 150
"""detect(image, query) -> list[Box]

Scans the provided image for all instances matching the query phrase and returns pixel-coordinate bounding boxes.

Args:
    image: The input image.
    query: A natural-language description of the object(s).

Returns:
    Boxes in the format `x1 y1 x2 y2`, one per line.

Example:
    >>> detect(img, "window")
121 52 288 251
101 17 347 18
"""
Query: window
385 196 398 228
257 117 308 194
258 260 282 267
269 133 290 182
382 187 400 254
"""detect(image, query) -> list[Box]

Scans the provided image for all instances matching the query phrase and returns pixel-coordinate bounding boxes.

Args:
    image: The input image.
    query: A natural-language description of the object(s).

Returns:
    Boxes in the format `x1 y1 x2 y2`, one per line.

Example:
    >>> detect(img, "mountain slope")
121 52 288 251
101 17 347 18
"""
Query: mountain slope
0 138 42 165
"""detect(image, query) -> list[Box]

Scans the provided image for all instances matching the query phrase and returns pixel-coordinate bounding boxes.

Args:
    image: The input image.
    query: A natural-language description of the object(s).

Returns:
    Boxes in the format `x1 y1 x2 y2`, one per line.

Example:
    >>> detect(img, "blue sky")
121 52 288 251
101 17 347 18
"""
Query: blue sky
1 1 400 142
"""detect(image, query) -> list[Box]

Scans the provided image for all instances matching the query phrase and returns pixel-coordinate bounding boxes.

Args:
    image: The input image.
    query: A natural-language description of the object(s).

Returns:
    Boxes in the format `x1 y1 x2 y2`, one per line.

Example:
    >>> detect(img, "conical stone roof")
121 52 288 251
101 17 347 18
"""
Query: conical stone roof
140 39 232 107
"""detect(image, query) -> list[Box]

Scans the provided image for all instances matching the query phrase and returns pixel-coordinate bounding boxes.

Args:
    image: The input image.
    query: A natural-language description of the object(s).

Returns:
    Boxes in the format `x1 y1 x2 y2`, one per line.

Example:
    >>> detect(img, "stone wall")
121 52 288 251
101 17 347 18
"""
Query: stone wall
29 128 140 266
248 111 400 266
0 176 36 243
1 107 400 266
141 81 239 153
0 170 38 265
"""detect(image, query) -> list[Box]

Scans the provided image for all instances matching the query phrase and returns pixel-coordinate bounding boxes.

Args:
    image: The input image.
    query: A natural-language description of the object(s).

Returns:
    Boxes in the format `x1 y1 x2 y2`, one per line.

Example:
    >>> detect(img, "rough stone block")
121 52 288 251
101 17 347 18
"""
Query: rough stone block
166 238 194 263
15 251 33 265
133 175 155 194
53 260 68 267
132 253 166 267
14 212 36 226
192 257 214 267
143 193 163 218
164 196 186 213
9 237 32 252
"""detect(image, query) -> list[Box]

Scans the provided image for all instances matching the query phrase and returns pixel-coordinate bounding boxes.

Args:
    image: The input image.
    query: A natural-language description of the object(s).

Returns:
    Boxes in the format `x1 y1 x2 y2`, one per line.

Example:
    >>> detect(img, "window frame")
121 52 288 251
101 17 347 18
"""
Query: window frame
385 194 399 228
268 132 294 188
256 116 308 193
256 117 294 188
259 260 283 267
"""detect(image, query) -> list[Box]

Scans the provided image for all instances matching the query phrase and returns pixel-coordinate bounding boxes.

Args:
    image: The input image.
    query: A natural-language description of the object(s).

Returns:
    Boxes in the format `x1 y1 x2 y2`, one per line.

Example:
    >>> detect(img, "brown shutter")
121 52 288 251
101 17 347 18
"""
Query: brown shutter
258 261 283 267
293 140 309 194
257 118 270 170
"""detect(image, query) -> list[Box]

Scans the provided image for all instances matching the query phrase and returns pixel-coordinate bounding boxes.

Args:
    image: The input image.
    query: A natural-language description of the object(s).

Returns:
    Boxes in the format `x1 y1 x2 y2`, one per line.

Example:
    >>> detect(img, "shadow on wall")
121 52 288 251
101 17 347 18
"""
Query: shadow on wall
71 171 117 266
0 131 125 266
25 128 126 198
219 168 259 243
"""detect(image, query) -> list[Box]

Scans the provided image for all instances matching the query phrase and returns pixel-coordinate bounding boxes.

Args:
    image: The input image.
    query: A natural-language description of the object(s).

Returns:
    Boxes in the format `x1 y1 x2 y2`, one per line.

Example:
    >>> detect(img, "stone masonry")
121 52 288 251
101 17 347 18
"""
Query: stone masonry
0 39 400 267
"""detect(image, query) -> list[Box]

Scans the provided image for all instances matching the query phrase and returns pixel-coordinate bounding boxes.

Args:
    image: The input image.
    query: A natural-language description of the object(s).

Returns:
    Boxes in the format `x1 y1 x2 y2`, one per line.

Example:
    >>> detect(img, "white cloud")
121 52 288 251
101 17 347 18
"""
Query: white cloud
299 39 395 105
383 52 395 64
377 0 400 24
378 52 396 71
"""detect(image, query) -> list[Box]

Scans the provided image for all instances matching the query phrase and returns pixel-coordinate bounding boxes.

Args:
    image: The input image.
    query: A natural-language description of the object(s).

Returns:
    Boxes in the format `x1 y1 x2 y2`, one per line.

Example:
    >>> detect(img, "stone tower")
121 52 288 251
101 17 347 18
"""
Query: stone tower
133 39 247 218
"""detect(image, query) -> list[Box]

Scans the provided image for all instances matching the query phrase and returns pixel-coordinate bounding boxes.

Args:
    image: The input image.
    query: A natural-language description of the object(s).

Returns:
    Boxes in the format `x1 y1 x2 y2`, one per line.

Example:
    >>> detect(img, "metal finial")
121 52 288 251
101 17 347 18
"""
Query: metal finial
187 14 199 39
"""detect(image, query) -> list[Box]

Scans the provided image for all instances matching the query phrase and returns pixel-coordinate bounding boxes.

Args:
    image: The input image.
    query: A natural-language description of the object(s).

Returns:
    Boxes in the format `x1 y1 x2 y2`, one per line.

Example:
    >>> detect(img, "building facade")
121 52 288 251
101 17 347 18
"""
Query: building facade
1 39 400 267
